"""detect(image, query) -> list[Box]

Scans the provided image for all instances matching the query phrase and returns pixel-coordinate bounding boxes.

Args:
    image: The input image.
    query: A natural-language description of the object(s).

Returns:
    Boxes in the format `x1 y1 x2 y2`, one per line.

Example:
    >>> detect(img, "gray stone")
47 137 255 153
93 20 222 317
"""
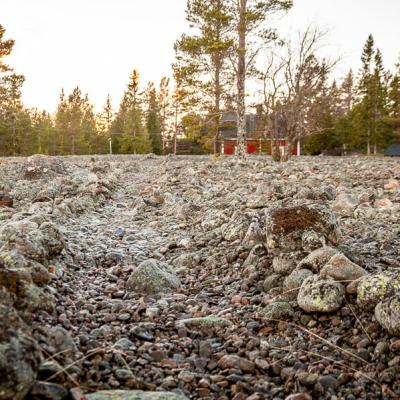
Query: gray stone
260 302 294 321
297 246 339 273
298 275 345 313
320 254 366 282
176 317 232 334
375 296 400 336
263 274 283 293
0 290 41 400
332 193 359 216
86 390 189 400
127 259 180 295
272 252 304 275
283 269 314 300
357 274 400 310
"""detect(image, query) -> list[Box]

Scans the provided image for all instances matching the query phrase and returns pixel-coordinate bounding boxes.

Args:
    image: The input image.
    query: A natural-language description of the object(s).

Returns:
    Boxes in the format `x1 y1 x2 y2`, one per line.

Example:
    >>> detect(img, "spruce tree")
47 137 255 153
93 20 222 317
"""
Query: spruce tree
174 0 233 153
145 82 162 155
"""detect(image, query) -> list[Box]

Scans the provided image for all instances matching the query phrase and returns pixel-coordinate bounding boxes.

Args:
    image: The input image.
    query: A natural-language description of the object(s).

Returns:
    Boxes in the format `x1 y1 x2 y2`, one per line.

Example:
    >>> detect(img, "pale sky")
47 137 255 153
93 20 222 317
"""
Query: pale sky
2 0 400 113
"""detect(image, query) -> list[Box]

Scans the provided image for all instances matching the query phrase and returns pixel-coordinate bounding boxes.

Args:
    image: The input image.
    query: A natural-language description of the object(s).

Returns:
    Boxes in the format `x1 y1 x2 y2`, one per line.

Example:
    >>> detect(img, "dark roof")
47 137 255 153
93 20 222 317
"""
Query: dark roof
385 144 400 156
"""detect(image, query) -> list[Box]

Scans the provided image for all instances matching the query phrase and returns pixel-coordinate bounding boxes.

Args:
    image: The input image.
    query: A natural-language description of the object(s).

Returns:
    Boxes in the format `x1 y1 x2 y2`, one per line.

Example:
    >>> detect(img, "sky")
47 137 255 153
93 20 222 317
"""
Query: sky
1 0 400 113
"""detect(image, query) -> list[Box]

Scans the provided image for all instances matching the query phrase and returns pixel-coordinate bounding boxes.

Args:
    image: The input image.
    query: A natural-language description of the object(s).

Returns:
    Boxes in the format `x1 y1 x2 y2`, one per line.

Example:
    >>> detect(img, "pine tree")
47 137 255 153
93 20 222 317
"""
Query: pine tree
145 82 162 154
174 0 233 153
358 34 375 155
118 69 152 154
228 0 293 158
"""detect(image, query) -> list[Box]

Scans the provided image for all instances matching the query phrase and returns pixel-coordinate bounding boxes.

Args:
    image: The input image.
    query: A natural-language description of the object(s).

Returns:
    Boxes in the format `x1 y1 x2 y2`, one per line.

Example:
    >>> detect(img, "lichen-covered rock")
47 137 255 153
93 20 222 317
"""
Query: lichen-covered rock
0 289 41 400
298 275 345 313
297 246 339 273
172 252 201 271
263 274 284 293
283 269 314 299
260 301 294 321
242 220 264 247
47 326 77 358
357 274 400 310
221 212 251 242
176 316 232 334
86 390 189 400
200 211 228 231
243 244 267 267
39 222 66 256
375 296 400 336
0 220 47 263
265 204 340 254
320 254 366 282
272 252 304 275
22 155 66 180
127 259 180 295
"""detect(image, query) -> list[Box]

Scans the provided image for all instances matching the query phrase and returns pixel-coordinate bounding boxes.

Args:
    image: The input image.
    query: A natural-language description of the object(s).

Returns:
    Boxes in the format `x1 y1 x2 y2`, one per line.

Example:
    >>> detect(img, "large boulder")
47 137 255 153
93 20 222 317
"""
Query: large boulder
0 290 41 400
265 204 340 254
357 273 400 310
127 259 180 295
297 246 339 273
375 296 400 336
298 275 345 313
22 155 66 180
320 254 366 282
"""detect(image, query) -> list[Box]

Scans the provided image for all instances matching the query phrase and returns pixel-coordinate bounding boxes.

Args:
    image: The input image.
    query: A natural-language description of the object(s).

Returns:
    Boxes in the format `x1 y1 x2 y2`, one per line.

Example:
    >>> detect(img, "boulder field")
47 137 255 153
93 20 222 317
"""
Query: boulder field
0 154 399 399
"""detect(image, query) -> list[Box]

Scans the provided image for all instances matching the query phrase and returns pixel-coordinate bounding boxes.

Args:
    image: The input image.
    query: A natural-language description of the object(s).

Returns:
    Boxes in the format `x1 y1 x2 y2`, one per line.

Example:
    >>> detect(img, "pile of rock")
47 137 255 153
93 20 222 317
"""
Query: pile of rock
0 214 66 399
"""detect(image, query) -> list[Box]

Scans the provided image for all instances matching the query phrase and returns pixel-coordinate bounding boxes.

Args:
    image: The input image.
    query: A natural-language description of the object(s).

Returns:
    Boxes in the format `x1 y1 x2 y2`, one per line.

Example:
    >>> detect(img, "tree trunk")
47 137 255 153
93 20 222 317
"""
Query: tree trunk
214 58 221 155
236 0 247 159
367 125 371 156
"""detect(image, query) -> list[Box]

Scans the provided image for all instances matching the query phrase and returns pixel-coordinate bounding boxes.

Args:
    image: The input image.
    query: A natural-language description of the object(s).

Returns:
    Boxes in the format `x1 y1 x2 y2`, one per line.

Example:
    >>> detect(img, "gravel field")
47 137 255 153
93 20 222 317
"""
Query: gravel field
0 154 400 400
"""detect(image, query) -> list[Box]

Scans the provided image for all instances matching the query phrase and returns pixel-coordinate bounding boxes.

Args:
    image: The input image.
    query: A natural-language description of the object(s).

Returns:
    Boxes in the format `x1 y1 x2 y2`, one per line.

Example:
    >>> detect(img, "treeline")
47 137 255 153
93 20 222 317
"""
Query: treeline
303 35 400 155
1 0 400 157
0 25 174 156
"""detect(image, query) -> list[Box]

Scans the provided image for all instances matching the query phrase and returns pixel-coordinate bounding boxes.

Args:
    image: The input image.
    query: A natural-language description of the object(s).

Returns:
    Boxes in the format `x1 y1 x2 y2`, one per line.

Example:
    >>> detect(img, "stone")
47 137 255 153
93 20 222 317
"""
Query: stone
375 296 400 336
0 290 41 400
260 302 294 321
375 198 393 210
176 317 232 334
384 180 399 190
298 275 345 313
320 254 366 282
332 193 359 215
29 381 69 400
297 246 339 273
272 252 303 275
357 274 400 310
263 274 283 293
285 394 312 400
265 204 340 254
283 269 314 299
217 355 255 373
127 259 180 295
221 212 251 242
47 326 77 358
86 390 189 400
318 374 339 390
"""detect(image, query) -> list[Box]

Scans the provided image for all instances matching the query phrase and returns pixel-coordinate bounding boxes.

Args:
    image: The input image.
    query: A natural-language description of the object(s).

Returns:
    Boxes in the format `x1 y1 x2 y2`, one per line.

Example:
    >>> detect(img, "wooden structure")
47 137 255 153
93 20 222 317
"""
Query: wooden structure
222 138 299 156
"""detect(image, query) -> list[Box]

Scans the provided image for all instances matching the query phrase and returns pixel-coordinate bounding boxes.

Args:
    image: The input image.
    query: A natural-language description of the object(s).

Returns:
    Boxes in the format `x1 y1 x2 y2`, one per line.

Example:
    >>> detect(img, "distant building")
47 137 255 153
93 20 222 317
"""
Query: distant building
219 111 300 156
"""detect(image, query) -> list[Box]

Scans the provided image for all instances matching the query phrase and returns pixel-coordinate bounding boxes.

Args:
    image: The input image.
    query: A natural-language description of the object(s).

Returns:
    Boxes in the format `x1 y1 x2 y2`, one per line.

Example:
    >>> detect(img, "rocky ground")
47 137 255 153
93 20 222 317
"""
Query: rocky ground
0 154 400 400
